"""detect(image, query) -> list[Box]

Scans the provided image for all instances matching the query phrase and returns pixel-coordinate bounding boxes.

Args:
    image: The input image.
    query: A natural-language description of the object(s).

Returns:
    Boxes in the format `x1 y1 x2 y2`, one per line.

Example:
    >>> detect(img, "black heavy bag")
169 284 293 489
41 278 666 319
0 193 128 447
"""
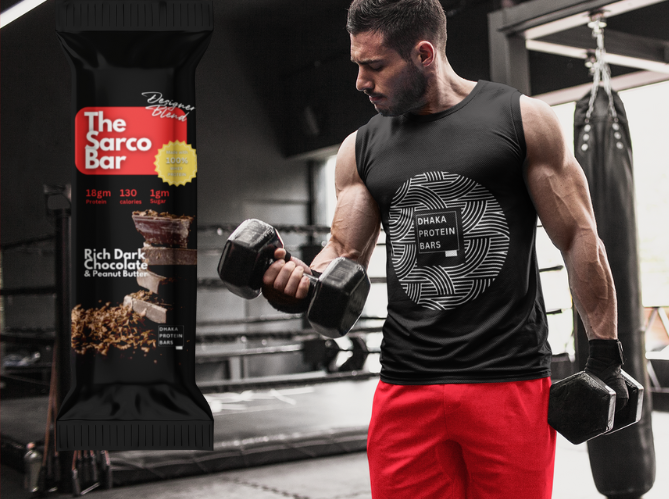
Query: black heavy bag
574 88 655 497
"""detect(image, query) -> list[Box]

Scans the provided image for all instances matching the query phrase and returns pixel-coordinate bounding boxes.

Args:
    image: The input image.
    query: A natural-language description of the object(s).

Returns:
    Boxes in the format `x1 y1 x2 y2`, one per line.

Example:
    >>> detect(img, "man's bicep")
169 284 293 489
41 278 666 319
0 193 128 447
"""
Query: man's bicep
521 97 598 253
329 132 381 266
334 132 362 194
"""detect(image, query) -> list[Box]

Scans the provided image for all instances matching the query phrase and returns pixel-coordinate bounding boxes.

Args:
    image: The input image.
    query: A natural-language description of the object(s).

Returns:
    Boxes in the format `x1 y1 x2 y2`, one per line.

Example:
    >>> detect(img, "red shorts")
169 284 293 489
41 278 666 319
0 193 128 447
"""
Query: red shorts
367 378 556 499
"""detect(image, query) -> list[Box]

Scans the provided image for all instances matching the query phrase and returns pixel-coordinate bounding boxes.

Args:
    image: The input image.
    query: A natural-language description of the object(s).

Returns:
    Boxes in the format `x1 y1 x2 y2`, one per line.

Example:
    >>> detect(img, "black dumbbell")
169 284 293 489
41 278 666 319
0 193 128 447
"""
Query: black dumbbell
217 219 285 299
548 369 643 445
218 219 371 338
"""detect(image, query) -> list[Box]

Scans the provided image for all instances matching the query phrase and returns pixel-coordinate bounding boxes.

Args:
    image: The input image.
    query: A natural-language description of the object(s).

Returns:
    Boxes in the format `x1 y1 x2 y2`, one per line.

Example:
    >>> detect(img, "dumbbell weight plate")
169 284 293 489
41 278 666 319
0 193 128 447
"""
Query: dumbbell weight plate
218 219 285 299
608 370 644 435
307 257 371 338
548 371 616 445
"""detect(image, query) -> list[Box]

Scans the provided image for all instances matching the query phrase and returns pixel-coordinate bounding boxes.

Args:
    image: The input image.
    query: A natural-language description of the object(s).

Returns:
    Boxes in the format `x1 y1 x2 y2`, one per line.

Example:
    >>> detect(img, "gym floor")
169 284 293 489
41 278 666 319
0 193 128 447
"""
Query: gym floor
2 410 668 499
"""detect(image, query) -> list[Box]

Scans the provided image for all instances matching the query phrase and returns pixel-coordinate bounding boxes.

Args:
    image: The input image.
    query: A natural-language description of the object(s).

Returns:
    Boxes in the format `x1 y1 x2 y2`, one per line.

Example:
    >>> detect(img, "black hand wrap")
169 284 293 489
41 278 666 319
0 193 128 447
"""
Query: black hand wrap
262 284 310 313
584 339 629 411
261 267 320 314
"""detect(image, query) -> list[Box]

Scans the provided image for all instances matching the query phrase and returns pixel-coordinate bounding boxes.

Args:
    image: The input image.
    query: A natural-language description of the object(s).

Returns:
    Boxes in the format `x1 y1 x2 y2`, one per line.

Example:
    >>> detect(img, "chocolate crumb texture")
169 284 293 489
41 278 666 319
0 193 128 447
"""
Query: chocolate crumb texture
71 303 156 356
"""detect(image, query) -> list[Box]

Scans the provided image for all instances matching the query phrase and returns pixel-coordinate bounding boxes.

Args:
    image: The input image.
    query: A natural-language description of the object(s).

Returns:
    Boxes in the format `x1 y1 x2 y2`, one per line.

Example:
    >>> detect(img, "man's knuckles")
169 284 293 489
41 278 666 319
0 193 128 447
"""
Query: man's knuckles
273 262 297 290
262 260 285 286
282 267 306 295
296 276 311 300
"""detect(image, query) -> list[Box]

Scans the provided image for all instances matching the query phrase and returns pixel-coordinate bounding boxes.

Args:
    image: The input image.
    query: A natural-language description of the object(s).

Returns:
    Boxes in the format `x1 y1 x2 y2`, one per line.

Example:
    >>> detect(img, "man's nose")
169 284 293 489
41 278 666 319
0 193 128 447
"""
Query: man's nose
356 68 373 93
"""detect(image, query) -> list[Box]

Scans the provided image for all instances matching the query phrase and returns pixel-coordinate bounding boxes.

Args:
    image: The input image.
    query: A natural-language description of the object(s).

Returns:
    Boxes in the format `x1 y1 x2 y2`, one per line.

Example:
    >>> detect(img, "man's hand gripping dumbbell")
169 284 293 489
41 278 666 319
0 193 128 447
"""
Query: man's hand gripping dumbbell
217 219 371 338
548 339 643 445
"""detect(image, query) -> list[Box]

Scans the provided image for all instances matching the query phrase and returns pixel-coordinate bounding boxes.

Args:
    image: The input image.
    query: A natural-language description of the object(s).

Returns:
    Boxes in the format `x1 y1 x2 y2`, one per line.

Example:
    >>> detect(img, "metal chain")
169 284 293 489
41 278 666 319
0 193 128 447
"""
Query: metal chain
585 14 618 124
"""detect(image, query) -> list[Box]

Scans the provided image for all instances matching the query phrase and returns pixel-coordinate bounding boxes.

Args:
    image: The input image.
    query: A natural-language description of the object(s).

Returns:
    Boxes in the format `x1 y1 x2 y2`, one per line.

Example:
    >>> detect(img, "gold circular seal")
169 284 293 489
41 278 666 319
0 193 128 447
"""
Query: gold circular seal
154 141 197 186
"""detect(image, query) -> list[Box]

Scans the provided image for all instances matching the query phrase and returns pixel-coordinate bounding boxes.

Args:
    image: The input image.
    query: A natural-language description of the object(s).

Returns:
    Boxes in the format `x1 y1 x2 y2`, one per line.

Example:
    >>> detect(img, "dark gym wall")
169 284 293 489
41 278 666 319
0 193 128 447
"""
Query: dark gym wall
224 0 499 157
1 2 71 243
222 0 374 158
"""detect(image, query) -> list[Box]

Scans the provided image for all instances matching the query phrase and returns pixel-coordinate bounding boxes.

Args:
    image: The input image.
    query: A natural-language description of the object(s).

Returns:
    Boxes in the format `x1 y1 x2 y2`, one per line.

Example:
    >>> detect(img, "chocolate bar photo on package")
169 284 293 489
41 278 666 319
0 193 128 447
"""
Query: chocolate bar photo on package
55 0 214 451
132 210 195 248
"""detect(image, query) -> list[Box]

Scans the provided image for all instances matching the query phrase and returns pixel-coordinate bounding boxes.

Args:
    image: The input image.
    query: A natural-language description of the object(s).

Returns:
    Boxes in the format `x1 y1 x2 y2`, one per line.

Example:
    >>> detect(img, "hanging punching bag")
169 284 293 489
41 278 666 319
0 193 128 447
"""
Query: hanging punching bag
574 88 656 498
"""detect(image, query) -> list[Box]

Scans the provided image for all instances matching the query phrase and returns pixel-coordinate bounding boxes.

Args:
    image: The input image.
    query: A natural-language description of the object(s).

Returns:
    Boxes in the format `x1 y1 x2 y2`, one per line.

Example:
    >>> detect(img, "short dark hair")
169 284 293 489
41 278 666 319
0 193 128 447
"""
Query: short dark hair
346 0 447 60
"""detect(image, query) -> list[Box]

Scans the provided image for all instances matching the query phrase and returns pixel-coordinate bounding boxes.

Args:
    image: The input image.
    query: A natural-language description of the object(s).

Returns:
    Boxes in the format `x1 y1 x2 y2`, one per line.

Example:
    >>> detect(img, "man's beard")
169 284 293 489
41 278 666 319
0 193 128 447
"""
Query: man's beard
377 62 428 117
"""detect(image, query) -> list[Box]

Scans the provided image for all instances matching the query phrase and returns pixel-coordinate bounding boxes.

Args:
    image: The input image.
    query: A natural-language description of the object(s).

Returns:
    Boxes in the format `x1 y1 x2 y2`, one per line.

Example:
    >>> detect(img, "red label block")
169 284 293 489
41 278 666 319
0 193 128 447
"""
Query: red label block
75 107 188 175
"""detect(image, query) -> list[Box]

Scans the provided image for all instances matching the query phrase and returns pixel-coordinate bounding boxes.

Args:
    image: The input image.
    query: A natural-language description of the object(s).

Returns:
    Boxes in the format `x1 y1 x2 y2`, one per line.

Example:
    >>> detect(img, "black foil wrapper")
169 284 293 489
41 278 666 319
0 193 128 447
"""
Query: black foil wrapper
55 0 214 451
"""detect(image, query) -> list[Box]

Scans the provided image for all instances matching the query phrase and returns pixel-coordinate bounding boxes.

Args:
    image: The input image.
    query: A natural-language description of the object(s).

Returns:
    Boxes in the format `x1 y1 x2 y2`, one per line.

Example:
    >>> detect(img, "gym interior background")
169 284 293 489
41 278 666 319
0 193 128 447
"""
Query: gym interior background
1 0 669 498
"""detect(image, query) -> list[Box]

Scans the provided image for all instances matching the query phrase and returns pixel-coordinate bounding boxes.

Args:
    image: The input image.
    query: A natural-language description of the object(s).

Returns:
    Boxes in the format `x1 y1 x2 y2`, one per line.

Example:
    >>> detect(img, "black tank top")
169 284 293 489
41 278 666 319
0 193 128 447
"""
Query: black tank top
356 80 551 384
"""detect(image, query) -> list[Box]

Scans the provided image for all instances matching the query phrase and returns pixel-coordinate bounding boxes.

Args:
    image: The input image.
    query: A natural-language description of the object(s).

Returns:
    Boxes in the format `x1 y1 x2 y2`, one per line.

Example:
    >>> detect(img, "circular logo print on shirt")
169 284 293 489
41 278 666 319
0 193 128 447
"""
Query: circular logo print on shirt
388 171 510 311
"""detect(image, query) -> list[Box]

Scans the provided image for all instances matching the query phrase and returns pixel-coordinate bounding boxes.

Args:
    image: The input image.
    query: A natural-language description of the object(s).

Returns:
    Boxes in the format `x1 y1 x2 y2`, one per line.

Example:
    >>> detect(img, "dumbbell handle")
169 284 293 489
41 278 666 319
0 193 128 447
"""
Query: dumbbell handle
304 273 319 286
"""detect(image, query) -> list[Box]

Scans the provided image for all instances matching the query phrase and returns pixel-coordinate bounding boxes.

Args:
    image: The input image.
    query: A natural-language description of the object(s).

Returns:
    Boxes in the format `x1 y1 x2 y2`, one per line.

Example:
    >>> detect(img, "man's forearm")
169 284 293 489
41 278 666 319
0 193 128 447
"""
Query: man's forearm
310 241 345 273
310 228 379 273
563 231 618 340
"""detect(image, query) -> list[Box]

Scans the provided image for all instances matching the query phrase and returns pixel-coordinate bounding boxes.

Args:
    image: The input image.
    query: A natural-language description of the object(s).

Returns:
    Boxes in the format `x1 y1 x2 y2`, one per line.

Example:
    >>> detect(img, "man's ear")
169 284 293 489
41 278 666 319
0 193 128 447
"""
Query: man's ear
415 40 436 67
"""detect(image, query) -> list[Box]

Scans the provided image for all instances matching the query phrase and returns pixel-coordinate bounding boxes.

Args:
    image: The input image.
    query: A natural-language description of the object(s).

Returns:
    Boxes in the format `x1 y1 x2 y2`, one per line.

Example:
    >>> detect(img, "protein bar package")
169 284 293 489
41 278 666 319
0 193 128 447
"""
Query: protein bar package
55 0 214 450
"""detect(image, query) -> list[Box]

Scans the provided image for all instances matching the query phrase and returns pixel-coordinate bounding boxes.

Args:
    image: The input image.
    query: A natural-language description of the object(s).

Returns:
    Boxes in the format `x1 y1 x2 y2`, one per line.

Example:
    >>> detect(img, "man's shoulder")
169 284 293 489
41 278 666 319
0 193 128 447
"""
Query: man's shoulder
518 94 559 129
519 95 570 161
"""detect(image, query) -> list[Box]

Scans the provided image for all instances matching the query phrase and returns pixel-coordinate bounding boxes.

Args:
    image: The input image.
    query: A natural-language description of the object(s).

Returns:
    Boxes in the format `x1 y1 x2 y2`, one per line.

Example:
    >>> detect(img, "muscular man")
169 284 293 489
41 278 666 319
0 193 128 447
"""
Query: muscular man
262 1 628 497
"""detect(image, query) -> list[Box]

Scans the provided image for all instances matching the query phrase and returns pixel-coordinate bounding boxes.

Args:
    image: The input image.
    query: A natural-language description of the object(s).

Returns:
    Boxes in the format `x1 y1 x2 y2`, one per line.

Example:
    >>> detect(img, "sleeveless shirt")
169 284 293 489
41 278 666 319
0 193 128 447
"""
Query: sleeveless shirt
355 80 552 384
